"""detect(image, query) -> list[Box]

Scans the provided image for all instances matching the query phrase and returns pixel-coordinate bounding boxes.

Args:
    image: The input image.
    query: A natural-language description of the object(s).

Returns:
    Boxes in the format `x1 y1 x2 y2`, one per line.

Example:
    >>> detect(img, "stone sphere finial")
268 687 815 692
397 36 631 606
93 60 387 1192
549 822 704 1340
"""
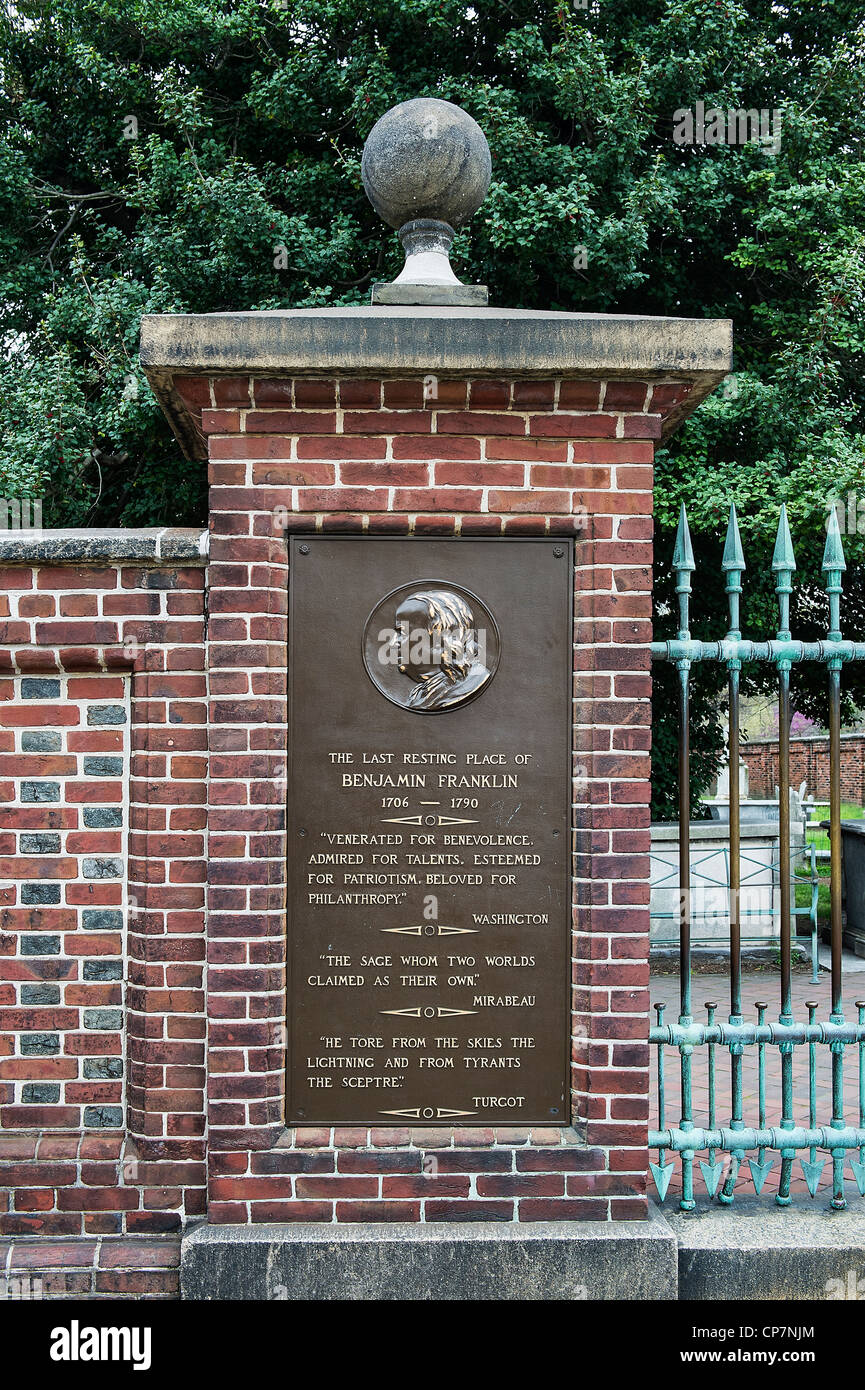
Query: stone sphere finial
362 98 491 231
362 98 491 302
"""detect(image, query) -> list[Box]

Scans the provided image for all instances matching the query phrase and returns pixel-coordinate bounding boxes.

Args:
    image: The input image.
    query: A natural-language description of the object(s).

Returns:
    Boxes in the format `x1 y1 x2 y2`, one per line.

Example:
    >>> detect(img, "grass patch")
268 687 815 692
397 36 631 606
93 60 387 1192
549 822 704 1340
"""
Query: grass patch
794 873 832 927
805 802 863 855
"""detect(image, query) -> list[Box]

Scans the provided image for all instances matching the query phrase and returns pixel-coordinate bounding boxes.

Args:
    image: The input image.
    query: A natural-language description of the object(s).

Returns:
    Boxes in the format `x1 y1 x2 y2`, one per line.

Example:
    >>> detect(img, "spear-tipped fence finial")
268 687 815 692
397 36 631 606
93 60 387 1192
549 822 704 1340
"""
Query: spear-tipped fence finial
673 502 696 640
822 504 847 644
722 503 746 640
772 504 796 641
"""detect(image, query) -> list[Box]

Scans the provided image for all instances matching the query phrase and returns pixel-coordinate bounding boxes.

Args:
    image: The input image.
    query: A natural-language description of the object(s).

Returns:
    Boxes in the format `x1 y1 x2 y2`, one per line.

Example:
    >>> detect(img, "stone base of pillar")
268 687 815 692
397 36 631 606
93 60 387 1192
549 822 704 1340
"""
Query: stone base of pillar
180 1211 677 1301
182 1200 865 1300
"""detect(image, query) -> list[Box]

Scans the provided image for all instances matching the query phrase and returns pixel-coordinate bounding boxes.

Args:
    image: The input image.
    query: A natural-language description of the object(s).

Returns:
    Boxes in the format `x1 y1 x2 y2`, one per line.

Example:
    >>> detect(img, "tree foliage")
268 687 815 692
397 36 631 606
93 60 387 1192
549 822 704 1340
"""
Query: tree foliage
1 0 864 811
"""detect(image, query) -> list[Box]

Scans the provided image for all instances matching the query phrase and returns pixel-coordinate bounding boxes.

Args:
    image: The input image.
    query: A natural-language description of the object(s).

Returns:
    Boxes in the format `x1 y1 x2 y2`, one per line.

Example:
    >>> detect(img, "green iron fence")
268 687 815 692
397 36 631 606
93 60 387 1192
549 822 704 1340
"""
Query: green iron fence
650 503 865 1209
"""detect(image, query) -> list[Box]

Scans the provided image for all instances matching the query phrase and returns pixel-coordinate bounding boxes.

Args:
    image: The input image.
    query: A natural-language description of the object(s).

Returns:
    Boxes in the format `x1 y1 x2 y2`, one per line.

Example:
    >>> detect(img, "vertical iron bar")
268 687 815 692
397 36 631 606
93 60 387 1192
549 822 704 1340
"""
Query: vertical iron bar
808 1000 817 1131
829 668 844 1020
721 505 746 1204
705 1001 717 1195
707 1001 716 1138
809 842 819 987
777 668 796 1203
722 504 745 1020
673 505 696 1211
678 664 695 1210
823 507 847 1208
651 1001 673 1202
751 1000 772 1195
656 1002 666 1133
828 664 846 1208
806 1000 820 1192
778 667 793 1023
702 1001 723 1198
679 666 691 1021
757 1001 768 1133
729 668 742 1015
799 1000 824 1197
773 507 796 1204
857 1001 865 1194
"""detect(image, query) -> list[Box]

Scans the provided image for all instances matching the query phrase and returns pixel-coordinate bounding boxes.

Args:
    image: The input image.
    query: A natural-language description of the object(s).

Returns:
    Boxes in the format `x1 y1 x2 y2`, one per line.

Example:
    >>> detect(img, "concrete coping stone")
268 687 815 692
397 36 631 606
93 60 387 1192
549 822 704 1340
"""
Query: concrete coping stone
651 821 781 841
665 1198 865 1249
140 305 733 461
182 1213 672 1248
744 732 865 743
140 306 732 377
0 528 209 566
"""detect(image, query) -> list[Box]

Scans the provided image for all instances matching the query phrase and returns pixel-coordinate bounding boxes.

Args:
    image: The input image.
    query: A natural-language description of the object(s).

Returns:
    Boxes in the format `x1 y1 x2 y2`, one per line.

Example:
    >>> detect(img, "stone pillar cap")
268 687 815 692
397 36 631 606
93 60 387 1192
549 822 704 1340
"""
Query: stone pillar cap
139 305 733 460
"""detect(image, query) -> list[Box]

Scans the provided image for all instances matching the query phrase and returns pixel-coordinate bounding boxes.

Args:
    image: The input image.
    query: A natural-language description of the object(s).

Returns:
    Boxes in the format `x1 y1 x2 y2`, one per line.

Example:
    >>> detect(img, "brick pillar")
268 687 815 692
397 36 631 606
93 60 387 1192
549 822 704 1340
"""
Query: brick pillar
142 306 730 1223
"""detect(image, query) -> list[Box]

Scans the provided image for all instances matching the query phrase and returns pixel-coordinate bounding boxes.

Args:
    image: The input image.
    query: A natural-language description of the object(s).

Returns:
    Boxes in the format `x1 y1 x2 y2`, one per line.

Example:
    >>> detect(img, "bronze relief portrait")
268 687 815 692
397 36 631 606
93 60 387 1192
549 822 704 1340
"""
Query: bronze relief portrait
363 581 500 713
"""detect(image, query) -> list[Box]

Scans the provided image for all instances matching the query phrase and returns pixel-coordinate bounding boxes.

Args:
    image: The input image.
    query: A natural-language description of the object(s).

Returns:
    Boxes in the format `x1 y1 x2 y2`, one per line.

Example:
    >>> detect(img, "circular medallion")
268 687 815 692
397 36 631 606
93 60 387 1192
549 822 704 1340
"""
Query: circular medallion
362 580 500 714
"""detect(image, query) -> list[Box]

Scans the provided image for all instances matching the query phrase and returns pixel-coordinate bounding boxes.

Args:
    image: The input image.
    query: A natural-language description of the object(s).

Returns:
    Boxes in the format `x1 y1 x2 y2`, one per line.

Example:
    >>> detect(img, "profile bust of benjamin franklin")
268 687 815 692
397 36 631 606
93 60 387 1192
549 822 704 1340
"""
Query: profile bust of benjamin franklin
395 589 491 712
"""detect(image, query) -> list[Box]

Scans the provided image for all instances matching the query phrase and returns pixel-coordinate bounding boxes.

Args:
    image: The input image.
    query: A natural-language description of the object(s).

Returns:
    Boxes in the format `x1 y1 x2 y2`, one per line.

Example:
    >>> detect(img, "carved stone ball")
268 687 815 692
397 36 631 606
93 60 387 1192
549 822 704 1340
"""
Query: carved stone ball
361 98 492 231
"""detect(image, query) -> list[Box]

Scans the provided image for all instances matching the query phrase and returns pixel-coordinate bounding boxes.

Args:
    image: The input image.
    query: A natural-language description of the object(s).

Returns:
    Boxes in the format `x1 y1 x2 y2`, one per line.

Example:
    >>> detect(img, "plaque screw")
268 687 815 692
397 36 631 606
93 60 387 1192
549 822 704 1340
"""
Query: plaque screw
553 546 564 557
299 544 310 554
299 828 307 837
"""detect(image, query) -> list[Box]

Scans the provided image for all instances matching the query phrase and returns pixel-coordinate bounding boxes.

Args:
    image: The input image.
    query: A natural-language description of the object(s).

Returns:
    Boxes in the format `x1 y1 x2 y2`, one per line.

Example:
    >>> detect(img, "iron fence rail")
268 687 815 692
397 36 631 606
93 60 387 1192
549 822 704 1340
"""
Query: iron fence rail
649 503 865 1209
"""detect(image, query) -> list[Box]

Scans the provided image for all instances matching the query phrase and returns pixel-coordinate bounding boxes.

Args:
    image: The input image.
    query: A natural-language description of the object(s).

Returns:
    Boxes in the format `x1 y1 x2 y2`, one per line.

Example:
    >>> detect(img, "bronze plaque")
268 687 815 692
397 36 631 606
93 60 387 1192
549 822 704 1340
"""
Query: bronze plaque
287 537 572 1126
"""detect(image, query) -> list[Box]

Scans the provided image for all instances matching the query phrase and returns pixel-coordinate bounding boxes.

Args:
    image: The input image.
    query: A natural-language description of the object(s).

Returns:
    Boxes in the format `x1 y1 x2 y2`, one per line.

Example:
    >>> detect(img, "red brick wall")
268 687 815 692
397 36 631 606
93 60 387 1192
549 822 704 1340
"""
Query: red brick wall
0 373 670 1238
742 735 865 805
0 552 208 1241
0 1234 180 1298
193 371 665 1222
